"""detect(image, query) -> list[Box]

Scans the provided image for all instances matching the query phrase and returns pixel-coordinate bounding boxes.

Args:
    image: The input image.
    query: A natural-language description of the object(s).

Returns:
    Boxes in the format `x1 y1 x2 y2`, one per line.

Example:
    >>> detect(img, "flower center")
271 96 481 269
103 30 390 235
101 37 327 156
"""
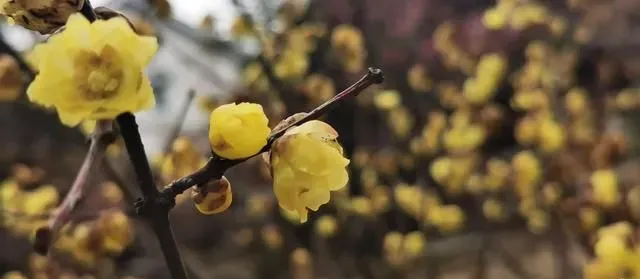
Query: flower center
74 45 124 101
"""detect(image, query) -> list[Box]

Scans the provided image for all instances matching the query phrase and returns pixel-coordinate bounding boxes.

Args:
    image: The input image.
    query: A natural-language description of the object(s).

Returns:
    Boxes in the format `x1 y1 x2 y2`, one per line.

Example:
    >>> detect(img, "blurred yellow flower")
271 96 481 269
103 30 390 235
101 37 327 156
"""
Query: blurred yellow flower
403 231 426 259
1 0 83 34
301 74 334 105
231 16 254 37
160 137 207 183
27 14 158 126
590 169 620 208
407 64 432 92
427 204 465 233
314 214 338 237
331 24 366 73
95 210 133 254
274 49 309 81
374 90 401 110
208 102 271 159
270 120 349 223
482 198 507 221
579 207 600 231
191 176 232 215
2 271 27 279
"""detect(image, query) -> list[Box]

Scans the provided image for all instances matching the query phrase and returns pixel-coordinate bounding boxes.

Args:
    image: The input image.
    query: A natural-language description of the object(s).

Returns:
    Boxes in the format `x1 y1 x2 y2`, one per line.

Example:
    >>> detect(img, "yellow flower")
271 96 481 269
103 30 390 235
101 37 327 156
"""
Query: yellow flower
591 169 620 208
427 204 465 233
274 49 309 81
483 198 507 221
403 231 426 259
2 271 27 279
0 54 23 101
160 137 207 182
27 14 158 126
314 214 338 237
407 64 432 92
301 74 335 105
482 8 508 30
208 102 271 159
94 210 133 254
230 16 254 37
331 24 366 73
374 90 401 110
269 120 350 223
1 0 84 34
191 176 233 215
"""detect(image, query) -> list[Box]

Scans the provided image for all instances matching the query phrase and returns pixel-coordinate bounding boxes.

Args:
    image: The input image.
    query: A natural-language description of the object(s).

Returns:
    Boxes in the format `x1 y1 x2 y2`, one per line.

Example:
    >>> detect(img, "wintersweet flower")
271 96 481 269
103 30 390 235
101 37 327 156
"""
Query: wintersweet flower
1 0 84 34
267 119 350 223
27 14 158 126
208 102 271 159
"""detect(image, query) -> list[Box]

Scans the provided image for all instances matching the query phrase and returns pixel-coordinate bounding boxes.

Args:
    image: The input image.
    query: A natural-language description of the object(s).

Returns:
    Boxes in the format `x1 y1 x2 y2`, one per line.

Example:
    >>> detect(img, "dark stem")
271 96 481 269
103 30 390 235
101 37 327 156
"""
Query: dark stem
160 67 383 197
80 0 98 21
162 89 196 155
116 113 188 279
33 120 115 254
0 34 35 80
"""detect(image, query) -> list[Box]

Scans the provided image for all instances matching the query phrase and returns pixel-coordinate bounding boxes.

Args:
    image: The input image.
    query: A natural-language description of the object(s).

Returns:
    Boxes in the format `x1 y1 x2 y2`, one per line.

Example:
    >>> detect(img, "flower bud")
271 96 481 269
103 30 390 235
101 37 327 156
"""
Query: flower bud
208 103 271 159
191 176 232 215
1 0 84 34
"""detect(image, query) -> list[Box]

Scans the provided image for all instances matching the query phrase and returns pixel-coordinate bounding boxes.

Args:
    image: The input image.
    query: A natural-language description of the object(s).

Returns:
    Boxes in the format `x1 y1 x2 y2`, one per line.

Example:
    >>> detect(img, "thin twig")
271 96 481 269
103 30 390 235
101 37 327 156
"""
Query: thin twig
162 89 196 155
161 68 384 198
493 243 534 279
33 120 116 255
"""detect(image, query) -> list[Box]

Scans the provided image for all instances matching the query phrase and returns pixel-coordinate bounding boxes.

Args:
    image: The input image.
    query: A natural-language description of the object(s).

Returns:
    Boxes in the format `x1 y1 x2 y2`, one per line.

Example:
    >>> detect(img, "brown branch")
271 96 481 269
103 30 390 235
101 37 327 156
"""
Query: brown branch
33 120 116 255
162 89 196 155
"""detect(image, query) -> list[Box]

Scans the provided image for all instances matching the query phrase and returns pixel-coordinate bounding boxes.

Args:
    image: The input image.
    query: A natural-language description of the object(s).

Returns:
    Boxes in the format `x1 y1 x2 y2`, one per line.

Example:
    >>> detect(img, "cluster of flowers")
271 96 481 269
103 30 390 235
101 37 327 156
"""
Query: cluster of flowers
0 164 134 278
211 0 640 277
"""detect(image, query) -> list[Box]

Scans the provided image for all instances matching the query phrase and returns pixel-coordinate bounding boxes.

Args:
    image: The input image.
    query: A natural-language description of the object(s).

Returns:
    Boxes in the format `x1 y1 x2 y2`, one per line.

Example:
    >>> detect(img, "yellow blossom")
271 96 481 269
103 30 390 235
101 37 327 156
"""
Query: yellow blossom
274 49 309 81
0 54 22 101
1 0 84 34
538 118 565 153
595 234 630 268
374 90 401 110
407 64 432 92
208 102 271 159
269 120 349 223
526 209 549 234
161 137 207 182
331 24 366 73
301 74 334 105
579 207 600 231
591 169 620 208
95 210 133 254
482 198 507 221
314 215 338 237
27 14 158 126
482 7 508 30
403 231 426 259
230 16 254 37
427 204 465 233
2 271 27 279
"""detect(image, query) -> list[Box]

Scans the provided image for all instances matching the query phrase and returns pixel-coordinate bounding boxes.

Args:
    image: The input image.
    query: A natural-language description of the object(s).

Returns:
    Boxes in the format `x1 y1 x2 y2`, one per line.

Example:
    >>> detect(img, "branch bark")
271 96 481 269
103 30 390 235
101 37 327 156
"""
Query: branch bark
33 120 116 254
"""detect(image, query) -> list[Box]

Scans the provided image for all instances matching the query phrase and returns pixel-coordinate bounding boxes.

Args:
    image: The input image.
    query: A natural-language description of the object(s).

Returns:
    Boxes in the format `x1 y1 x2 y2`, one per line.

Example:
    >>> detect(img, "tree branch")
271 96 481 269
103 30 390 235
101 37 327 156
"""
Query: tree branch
33 120 116 255
160 67 383 198
162 89 196 155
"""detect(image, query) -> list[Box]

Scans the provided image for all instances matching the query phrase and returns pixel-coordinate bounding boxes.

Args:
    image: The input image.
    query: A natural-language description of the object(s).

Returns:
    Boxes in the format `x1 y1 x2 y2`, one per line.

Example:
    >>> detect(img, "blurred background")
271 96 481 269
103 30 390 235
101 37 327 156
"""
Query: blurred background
2 0 640 278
